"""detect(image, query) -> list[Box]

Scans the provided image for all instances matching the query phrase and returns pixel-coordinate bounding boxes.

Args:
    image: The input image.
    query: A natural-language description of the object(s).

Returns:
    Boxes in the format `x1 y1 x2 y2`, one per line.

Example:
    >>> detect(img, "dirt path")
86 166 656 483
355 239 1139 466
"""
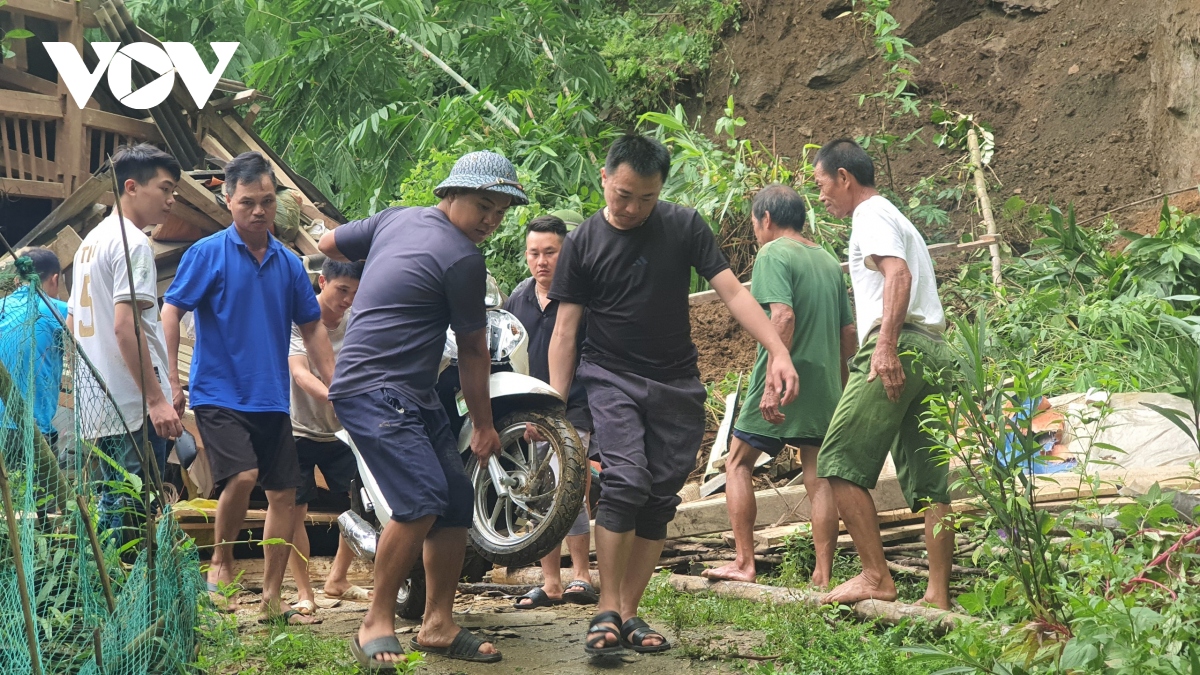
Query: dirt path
233 592 752 674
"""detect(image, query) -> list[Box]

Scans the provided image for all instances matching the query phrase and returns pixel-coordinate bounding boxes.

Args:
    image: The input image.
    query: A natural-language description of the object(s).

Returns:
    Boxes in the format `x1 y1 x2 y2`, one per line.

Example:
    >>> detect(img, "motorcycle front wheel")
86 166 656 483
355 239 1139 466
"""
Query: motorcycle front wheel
466 408 586 567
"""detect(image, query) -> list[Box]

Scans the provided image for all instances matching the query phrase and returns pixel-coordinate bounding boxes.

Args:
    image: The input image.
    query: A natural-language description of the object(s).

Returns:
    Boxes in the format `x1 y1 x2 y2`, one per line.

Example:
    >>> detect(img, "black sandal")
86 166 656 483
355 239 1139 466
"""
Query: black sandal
349 635 405 672
562 579 599 605
619 616 671 653
584 610 624 656
410 627 501 663
513 587 562 609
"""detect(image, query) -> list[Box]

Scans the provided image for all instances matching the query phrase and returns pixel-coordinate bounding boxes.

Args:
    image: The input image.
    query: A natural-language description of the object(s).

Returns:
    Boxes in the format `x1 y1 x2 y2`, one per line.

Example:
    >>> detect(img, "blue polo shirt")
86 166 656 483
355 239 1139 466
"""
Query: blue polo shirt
0 285 67 435
164 226 321 413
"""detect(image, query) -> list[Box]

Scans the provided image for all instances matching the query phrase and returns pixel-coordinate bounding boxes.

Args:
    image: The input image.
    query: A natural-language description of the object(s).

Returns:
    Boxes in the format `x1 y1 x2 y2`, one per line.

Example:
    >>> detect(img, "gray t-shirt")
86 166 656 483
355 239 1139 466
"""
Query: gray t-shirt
328 206 487 408
289 314 347 442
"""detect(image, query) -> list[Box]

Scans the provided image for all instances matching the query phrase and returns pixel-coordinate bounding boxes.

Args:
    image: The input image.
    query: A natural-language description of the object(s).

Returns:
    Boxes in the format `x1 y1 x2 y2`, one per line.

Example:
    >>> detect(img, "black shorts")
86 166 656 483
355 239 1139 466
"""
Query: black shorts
295 437 358 505
194 406 302 491
731 428 823 457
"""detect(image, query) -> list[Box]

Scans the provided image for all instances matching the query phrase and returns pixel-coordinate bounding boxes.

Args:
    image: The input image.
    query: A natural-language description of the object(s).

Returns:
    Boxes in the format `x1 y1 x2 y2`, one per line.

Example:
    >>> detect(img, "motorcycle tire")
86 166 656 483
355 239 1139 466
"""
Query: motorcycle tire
466 408 587 567
395 566 426 621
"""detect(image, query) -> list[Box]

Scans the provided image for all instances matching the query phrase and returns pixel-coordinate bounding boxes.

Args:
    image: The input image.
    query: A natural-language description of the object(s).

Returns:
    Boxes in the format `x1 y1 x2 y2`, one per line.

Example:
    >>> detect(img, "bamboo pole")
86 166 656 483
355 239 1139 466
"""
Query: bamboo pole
362 14 523 135
967 128 1002 286
0 441 44 675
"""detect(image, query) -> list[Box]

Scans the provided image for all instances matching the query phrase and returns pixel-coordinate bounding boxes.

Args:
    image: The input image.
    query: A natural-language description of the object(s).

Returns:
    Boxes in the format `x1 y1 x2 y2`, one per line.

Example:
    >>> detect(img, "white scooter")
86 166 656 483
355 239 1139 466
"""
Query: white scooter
336 275 587 618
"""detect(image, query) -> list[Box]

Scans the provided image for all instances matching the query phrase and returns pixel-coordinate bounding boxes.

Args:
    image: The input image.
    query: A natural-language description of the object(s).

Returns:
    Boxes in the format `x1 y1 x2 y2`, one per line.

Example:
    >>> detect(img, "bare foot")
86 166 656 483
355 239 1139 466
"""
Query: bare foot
324 581 372 601
809 574 830 591
822 572 898 605
206 562 240 610
357 620 403 664
701 563 757 583
261 600 318 625
920 591 952 611
417 620 497 655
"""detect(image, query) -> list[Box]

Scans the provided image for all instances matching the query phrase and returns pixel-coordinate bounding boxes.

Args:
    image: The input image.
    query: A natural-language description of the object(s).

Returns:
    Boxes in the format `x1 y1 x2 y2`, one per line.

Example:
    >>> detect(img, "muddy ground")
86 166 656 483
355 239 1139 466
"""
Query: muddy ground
228 590 754 674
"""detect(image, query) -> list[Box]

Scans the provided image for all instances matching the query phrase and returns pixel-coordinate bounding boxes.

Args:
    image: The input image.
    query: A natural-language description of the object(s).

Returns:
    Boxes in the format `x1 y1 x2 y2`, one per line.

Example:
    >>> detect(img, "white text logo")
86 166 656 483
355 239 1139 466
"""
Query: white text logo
44 42 239 110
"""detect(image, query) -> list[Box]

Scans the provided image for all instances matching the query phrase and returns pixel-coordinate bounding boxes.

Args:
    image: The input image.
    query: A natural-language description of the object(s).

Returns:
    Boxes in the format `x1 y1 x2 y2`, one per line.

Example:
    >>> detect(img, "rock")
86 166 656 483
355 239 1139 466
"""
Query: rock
746 72 783 111
1068 63 1080 75
891 0 984 48
806 47 867 89
992 0 1060 14
980 35 1007 59
821 0 853 20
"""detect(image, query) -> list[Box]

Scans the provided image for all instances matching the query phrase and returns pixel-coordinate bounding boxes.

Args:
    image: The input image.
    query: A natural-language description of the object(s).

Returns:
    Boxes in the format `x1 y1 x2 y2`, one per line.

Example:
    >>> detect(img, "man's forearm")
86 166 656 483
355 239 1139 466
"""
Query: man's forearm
877 269 911 350
290 358 330 401
548 332 577 398
770 304 795 348
458 334 494 431
724 286 789 358
115 305 167 406
300 325 336 386
162 304 184 385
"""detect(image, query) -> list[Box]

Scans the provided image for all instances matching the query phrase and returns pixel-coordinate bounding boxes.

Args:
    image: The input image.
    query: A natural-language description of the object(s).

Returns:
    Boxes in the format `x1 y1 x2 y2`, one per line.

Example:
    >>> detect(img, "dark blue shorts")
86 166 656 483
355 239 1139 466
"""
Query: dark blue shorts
332 388 472 529
731 428 823 457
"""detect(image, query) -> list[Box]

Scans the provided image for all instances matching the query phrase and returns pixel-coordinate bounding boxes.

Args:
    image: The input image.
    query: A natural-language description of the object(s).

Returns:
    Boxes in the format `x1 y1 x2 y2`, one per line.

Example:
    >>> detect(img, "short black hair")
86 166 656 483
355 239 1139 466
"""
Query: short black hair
525 215 567 238
113 143 181 195
813 138 875 188
605 133 671 183
752 184 807 232
321 258 364 281
19 247 60 282
224 151 279 197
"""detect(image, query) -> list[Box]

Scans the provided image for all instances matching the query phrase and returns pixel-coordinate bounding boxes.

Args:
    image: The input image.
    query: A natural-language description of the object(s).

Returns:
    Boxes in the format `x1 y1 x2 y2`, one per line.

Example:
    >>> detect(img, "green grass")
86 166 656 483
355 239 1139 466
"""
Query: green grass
194 609 423 674
640 573 940 674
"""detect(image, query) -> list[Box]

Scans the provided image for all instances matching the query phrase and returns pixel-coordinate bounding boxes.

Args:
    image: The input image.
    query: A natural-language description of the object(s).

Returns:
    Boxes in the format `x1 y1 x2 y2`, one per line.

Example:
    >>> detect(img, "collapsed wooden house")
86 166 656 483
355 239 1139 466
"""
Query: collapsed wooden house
1 0 348 531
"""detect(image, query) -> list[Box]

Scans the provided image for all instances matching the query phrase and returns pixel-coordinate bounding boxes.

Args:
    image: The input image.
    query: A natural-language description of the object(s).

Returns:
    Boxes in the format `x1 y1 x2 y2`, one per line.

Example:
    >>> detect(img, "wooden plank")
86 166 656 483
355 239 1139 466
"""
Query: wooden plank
0 65 58 96
13 165 112 248
200 134 234 162
57 16 85 194
175 173 231 226
175 505 340 524
208 89 267 111
5 0 77 22
167 199 225 236
7 14 27 72
0 177 66 199
201 110 251 156
150 240 192 269
687 235 1004 305
81 109 163 143
45 226 83 270
0 91 62 121
231 556 375 590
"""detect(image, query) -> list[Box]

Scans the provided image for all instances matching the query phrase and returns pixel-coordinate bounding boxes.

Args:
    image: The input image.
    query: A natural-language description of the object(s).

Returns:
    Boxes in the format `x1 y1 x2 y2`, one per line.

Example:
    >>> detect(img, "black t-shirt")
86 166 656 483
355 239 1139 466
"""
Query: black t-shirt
503 277 592 432
329 206 486 408
548 201 730 381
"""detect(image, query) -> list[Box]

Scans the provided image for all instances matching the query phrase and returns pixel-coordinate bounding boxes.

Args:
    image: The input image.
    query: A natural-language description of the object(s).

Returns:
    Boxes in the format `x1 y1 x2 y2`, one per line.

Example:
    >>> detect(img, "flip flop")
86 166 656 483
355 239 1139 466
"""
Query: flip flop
350 635 405 672
513 587 562 609
292 599 316 616
584 610 624 656
258 609 322 626
619 616 671 653
206 581 238 613
326 584 371 601
410 627 502 663
562 579 599 605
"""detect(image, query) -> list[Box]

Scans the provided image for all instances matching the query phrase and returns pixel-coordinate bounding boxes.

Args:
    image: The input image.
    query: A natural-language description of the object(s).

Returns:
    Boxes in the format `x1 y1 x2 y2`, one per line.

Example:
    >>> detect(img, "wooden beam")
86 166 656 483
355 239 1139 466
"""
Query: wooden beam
5 0 77 22
45 226 83 270
200 110 251 156
175 174 230 226
150 240 192 269
57 15 85 194
0 178 67 199
14 166 111 248
218 556 375 591
0 65 58 97
165 199 224 236
688 235 1004 306
80 109 163 143
208 89 268 111
0 91 63 121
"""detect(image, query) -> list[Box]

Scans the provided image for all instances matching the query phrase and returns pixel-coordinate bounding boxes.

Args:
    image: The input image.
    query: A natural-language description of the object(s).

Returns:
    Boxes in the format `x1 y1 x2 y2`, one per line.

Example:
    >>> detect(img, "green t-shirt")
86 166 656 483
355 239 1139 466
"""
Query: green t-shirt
735 237 853 440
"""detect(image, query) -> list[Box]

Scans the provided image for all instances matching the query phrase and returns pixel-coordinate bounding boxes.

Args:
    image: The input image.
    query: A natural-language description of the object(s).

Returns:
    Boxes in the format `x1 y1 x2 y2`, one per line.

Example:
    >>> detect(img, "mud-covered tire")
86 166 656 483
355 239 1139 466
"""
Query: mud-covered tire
466 408 586 567
395 567 426 620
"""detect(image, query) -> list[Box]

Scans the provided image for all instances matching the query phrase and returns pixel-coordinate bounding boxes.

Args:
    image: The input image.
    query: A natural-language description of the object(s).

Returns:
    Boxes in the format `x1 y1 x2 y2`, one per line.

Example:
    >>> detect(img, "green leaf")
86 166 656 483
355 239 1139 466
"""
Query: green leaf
1059 639 1099 670
4 28 34 39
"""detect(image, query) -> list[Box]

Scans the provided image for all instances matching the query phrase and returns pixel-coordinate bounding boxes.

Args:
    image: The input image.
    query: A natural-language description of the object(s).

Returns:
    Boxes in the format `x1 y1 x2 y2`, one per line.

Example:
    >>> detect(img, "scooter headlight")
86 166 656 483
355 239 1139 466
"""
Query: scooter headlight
488 310 526 363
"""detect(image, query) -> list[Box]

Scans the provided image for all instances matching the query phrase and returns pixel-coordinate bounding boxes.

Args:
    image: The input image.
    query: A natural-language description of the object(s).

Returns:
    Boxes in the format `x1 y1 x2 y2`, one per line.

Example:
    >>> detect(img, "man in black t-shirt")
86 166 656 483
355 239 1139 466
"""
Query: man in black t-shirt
548 134 800 655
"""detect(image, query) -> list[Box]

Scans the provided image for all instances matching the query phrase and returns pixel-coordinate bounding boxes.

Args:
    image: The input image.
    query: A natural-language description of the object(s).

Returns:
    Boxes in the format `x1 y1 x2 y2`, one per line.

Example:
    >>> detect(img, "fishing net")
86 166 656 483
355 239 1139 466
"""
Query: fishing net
0 255 203 674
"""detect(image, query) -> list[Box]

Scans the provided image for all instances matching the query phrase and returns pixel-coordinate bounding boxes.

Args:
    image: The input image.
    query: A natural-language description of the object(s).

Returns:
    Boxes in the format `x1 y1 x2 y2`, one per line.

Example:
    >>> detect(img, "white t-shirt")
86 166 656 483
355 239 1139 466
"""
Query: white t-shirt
847 195 945 345
289 313 347 442
70 213 173 439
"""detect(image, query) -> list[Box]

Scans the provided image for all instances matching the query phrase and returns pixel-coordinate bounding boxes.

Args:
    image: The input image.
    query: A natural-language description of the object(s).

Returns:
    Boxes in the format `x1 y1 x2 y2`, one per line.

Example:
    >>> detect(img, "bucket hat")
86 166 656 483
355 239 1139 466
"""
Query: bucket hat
434 151 529 205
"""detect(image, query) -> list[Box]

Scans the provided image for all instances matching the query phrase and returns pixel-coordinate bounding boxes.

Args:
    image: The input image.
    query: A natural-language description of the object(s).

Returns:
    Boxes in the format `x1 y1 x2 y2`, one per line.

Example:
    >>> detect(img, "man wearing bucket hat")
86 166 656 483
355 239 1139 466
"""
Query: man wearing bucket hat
319 151 527 669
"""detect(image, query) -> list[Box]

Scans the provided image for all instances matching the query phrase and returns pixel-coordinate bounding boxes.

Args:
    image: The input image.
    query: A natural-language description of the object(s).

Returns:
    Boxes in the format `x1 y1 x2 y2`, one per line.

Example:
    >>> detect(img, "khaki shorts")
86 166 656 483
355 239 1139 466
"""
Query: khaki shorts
816 329 951 511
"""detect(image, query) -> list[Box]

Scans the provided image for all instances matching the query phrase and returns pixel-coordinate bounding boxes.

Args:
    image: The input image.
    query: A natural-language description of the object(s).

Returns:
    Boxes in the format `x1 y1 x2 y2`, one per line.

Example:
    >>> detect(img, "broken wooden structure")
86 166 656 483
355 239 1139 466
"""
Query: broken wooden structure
0 0 352 542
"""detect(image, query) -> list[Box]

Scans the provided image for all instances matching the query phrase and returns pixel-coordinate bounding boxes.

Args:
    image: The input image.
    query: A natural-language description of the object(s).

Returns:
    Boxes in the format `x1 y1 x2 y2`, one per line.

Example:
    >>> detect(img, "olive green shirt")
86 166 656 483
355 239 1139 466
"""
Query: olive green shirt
735 237 853 440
